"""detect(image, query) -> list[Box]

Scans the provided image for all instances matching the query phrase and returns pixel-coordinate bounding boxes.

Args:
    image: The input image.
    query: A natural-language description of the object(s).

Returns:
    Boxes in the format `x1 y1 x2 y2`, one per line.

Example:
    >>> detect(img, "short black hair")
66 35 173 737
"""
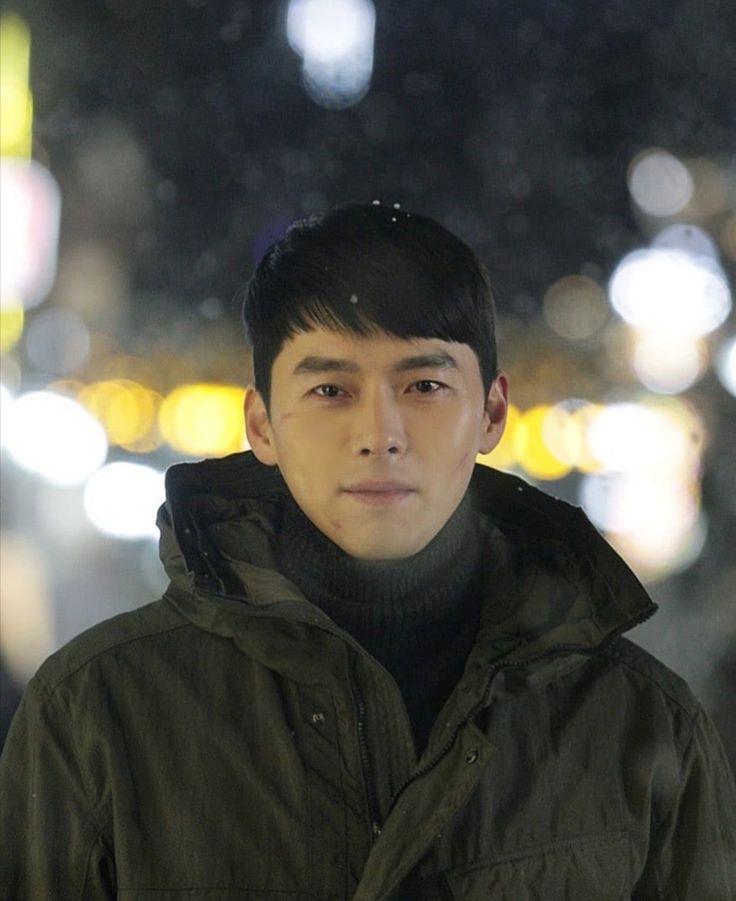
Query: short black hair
241 202 498 415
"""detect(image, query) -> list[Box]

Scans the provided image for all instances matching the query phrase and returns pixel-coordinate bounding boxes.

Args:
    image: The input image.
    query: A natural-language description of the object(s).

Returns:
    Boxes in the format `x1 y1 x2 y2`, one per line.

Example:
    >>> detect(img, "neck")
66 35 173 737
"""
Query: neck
277 491 482 608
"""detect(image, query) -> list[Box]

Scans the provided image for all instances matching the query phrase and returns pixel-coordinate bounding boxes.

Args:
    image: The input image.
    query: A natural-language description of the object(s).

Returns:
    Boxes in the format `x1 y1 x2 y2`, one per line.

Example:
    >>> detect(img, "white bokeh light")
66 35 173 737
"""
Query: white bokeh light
715 335 736 397
5 391 107 485
632 330 705 395
586 402 696 475
579 470 698 535
627 150 694 217
608 247 731 336
0 382 15 447
84 462 165 540
0 159 62 308
651 223 719 260
286 0 375 109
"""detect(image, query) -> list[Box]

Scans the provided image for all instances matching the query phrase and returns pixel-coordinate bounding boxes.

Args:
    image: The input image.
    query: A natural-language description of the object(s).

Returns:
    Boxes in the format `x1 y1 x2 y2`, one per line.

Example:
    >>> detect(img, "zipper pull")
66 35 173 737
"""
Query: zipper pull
372 821 382 838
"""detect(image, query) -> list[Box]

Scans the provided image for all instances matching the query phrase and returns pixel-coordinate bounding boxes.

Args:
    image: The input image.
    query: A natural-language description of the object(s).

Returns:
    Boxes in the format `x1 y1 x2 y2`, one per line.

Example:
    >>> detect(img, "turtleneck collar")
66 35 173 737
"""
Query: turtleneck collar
276 489 484 611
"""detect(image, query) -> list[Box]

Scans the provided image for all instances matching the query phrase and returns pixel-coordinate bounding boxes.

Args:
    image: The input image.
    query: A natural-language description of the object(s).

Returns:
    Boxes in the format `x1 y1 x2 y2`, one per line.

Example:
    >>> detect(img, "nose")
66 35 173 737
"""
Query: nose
351 386 408 457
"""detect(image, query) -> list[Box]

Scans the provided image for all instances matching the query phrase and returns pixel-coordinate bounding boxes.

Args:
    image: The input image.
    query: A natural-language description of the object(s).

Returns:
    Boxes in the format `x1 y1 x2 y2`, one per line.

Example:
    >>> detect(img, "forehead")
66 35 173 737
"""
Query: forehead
274 326 478 377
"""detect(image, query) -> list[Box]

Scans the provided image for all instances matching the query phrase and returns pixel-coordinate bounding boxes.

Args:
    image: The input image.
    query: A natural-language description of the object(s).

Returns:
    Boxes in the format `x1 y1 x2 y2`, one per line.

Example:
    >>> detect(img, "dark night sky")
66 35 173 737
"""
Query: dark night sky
9 0 736 318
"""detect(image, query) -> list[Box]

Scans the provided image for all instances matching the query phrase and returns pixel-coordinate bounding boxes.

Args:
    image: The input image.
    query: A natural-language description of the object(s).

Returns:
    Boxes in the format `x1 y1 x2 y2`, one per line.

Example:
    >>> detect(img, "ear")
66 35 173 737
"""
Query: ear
478 372 509 456
244 386 279 466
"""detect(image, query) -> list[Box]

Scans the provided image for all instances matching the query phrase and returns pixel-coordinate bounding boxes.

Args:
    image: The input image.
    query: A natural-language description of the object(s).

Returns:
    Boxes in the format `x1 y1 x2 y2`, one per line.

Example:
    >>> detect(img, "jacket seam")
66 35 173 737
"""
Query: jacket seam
38 620 192 692
445 828 635 876
80 827 110 900
646 708 700 898
599 643 698 718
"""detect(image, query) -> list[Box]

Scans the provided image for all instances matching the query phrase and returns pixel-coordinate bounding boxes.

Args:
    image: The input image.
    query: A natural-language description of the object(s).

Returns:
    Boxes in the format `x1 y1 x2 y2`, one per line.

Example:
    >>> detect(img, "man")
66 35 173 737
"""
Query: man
1 202 735 898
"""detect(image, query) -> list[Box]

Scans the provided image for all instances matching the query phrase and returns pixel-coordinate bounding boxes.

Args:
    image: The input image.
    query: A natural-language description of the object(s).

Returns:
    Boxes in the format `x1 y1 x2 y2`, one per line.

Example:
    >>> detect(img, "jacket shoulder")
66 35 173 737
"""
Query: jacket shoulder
600 636 701 720
34 598 189 694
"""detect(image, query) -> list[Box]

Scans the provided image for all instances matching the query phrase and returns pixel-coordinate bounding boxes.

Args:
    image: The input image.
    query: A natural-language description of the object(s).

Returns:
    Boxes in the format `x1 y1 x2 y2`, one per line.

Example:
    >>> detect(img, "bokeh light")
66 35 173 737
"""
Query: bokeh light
0 380 15 445
543 399 603 472
0 158 61 309
715 336 736 397
159 384 247 457
631 329 706 395
0 303 24 353
0 13 33 158
608 247 731 336
78 379 163 452
543 275 608 341
586 401 701 476
286 0 375 109
627 149 693 217
25 308 90 375
4 390 108 485
513 405 572 480
83 462 165 540
651 222 719 260
0 533 54 684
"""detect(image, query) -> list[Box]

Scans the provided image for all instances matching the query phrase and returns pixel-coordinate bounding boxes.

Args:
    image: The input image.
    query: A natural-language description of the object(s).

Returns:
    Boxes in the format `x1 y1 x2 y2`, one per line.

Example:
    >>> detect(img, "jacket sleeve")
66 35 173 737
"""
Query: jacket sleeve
0 674 116 900
634 705 736 899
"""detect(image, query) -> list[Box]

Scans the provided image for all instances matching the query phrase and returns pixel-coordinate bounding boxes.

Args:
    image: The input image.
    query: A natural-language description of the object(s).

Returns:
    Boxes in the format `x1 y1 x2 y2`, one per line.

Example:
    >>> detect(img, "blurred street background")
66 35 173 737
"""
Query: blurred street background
1 0 735 766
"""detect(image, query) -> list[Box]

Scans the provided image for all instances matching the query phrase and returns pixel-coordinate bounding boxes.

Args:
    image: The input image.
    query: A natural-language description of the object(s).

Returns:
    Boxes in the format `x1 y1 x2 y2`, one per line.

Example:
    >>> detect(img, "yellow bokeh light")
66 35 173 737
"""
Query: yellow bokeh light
159 384 247 457
0 302 24 352
544 400 605 474
0 14 32 159
79 379 162 452
514 405 572 480
476 403 520 471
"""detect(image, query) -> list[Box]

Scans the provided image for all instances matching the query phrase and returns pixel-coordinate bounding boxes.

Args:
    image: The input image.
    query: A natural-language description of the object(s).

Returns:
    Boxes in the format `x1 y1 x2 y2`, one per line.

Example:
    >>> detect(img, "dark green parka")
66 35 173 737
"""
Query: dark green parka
2 451 735 899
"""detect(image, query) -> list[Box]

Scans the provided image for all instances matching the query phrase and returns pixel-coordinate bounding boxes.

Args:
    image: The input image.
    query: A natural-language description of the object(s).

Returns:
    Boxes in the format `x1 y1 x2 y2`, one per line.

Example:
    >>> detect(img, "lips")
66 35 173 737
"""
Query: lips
344 480 414 493
343 480 415 508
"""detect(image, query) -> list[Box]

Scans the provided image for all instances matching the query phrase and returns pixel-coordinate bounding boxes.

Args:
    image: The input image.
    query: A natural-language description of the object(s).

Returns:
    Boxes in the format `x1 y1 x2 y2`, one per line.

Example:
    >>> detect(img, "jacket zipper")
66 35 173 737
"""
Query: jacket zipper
388 604 657 808
351 655 383 842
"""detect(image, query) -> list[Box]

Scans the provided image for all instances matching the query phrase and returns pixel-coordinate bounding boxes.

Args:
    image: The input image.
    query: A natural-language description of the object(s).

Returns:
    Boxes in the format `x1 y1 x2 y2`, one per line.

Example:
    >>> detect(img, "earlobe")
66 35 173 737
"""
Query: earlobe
478 372 509 456
244 387 278 466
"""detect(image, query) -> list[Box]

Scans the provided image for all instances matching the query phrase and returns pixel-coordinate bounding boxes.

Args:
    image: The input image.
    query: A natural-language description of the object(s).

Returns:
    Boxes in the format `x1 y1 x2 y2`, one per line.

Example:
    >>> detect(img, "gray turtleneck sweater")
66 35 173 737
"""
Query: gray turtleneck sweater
276 491 488 754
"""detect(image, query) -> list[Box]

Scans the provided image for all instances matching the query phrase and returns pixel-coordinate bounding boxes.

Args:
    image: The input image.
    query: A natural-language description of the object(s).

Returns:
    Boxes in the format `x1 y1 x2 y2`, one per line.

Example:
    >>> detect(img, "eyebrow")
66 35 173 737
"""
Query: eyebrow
291 351 460 378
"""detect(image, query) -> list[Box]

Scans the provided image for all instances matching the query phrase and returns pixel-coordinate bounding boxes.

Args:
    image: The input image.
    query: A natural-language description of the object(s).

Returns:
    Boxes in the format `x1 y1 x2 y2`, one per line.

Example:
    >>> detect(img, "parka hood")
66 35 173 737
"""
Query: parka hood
156 451 657 692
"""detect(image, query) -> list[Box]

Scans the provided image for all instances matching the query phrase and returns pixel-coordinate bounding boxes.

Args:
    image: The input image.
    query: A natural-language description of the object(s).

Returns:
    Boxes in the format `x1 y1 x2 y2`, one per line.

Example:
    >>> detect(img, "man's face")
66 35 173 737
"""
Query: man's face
245 326 508 561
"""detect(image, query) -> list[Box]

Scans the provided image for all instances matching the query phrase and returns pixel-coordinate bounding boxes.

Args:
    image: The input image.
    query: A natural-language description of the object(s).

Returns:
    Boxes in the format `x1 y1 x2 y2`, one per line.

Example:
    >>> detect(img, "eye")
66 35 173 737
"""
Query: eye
312 384 345 399
411 380 446 394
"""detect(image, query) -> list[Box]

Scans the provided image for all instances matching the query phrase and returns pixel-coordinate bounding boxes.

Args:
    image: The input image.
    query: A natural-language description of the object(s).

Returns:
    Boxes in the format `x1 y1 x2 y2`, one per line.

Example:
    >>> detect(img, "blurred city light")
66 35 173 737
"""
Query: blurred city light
627 149 693 217
586 401 697 475
286 0 375 109
0 158 61 308
579 469 703 580
159 384 247 457
513 405 572 480
715 336 736 397
543 399 603 472
79 379 162 452
580 470 698 535
25 308 90 375
608 247 731 336
0 14 32 158
683 158 731 221
0 303 24 353
83 462 165 540
4 390 108 485
651 222 719 260
0 381 14 445
631 329 706 395
0 532 54 684
543 275 608 341
609 512 707 584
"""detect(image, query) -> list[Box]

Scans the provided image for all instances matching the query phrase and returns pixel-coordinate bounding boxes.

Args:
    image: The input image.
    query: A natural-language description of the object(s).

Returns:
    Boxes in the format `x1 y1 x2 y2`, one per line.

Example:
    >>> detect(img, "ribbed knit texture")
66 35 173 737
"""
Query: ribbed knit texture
277 490 486 753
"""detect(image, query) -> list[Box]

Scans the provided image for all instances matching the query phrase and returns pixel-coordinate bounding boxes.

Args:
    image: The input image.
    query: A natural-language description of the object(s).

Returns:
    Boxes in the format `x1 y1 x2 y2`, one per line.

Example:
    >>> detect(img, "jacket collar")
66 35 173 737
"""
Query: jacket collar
158 451 657 685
